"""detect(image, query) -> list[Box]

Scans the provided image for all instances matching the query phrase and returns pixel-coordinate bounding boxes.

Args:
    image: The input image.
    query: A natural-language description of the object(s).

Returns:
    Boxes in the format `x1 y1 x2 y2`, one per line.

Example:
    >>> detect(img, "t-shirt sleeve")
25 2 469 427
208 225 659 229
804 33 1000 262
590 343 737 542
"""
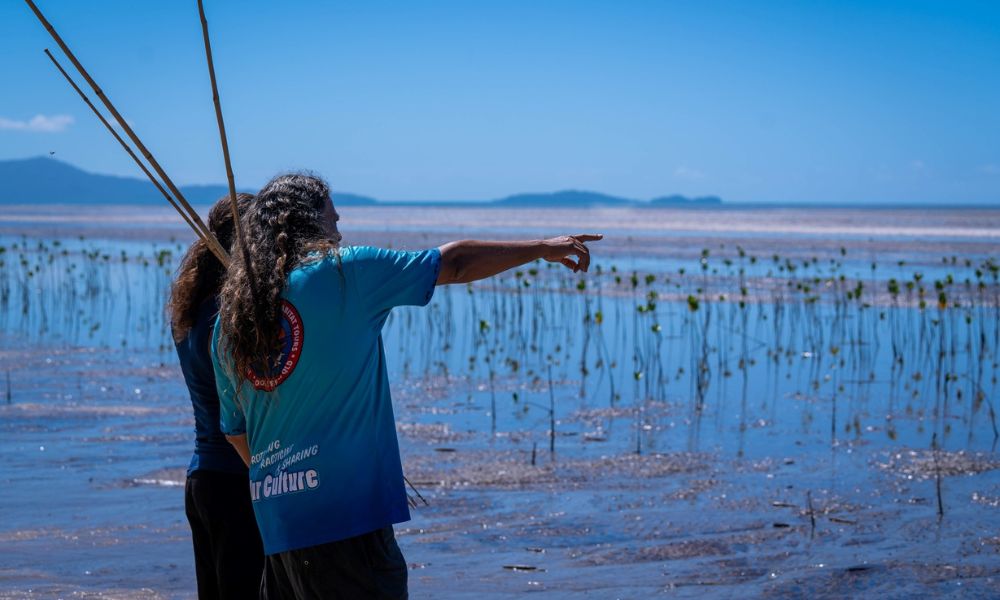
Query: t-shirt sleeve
211 318 246 436
350 246 441 312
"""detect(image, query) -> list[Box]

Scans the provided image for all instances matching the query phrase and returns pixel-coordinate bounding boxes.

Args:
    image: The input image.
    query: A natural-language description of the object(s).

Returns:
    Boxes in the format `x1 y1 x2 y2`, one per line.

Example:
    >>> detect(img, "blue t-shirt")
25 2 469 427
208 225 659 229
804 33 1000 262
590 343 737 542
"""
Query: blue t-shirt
174 297 248 477
212 245 441 555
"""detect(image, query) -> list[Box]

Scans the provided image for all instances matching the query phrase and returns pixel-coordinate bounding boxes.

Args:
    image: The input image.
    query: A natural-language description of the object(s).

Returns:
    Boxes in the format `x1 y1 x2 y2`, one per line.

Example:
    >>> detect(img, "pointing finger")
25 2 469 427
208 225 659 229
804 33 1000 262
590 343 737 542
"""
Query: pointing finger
572 241 591 272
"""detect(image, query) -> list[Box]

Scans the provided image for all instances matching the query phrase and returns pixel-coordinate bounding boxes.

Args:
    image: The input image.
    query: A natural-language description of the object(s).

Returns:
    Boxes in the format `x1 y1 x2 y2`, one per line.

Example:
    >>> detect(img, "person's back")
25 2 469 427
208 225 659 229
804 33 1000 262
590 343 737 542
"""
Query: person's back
215 246 440 554
213 173 600 599
177 297 247 476
176 297 264 600
168 193 264 599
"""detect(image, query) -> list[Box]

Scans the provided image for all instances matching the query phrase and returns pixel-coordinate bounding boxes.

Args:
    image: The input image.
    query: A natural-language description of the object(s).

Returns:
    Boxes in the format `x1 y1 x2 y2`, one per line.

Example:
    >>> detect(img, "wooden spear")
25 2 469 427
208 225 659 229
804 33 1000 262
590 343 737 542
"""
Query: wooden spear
24 0 230 265
43 49 203 241
196 0 254 274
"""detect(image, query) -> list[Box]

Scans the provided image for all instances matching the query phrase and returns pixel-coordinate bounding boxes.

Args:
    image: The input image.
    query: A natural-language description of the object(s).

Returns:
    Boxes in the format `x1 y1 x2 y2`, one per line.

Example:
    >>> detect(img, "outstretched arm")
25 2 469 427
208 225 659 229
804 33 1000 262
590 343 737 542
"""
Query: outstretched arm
436 234 603 285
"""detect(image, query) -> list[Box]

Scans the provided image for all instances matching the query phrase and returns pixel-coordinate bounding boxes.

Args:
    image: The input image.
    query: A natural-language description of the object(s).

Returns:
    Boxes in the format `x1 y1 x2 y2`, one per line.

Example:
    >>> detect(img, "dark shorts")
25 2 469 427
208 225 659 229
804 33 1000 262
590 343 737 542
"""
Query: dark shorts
261 526 408 600
185 470 265 600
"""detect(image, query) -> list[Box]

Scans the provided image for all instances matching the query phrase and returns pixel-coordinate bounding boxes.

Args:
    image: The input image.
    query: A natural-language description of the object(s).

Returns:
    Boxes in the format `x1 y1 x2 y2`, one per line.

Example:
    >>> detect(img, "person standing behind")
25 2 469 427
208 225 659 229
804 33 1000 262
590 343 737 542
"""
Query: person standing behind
168 193 264 599
213 174 601 599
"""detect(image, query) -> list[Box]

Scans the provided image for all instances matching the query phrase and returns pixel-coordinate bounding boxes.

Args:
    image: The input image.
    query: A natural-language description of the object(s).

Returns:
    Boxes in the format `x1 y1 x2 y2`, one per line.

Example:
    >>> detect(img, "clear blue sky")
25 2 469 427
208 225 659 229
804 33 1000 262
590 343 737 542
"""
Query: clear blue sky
1 0 998 204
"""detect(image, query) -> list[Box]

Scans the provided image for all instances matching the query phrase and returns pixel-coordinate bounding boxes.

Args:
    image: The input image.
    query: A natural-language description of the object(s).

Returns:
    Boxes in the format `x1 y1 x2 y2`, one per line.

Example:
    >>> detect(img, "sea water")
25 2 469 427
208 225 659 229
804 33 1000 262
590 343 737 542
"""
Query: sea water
1 205 998 598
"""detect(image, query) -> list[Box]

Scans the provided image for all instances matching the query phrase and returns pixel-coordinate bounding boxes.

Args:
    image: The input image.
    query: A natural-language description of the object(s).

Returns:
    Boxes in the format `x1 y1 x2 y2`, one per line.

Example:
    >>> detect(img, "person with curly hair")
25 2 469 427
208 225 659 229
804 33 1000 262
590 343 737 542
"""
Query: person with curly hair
212 173 601 599
168 193 265 599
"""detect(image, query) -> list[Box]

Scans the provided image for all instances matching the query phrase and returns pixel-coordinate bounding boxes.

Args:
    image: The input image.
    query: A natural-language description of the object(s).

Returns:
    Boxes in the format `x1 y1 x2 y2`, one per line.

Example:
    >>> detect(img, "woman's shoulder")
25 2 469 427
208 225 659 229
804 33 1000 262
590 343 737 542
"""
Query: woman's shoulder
291 246 396 281
290 246 358 280
332 245 399 266
339 245 379 260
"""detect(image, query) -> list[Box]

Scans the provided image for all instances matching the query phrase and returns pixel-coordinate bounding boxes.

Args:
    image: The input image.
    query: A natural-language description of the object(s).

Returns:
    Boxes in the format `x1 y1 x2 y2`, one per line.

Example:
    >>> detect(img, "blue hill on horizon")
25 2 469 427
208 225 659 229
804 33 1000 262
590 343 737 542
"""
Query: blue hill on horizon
650 194 722 206
0 157 377 206
494 190 636 207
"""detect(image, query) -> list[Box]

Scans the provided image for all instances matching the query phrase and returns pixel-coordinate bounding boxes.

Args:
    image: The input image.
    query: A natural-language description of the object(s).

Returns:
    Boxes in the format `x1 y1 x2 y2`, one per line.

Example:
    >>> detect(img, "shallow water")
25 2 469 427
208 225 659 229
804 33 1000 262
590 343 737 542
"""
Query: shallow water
1 205 998 598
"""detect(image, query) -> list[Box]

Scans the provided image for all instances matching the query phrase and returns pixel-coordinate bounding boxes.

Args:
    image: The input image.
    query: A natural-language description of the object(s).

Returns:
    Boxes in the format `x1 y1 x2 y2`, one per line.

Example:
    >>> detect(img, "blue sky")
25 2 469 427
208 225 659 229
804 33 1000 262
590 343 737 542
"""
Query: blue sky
1 0 998 204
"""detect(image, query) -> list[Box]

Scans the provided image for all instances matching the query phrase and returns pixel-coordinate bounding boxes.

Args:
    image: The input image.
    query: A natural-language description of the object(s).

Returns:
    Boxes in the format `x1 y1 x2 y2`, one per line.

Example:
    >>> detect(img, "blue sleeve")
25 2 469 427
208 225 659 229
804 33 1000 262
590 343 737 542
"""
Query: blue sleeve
349 246 441 312
211 317 246 436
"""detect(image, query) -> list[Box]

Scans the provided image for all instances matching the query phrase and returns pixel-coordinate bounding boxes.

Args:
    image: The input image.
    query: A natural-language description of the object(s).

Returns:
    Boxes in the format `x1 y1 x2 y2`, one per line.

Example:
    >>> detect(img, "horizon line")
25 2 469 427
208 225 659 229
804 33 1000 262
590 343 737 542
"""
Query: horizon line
4 155 999 208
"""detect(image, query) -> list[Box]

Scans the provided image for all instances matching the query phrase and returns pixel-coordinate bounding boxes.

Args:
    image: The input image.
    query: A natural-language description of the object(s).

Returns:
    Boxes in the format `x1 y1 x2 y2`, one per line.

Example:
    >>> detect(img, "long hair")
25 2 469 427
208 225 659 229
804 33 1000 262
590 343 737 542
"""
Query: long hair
168 193 253 343
217 173 340 393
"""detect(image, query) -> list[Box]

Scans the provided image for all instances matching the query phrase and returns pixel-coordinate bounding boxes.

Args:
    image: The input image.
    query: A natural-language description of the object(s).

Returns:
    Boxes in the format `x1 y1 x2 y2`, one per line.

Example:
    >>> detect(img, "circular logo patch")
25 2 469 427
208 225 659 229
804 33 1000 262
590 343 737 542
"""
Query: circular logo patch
247 300 304 391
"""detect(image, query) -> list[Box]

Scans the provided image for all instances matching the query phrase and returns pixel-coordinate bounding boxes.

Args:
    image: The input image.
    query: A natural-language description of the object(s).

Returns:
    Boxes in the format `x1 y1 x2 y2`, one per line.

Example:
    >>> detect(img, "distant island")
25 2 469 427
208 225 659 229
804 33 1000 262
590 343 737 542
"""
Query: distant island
494 190 635 207
650 194 722 206
493 190 721 207
0 157 722 207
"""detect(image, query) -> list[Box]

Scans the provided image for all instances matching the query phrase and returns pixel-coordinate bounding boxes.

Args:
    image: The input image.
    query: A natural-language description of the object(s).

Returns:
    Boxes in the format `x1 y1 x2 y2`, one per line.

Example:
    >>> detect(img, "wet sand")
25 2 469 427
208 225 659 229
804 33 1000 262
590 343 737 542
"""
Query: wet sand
2 335 998 598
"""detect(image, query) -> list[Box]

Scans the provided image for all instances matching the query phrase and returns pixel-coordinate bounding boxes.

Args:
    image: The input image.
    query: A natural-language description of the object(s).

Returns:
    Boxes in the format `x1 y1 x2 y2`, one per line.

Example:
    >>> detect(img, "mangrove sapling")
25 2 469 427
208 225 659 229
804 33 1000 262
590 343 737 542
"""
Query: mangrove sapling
971 309 999 441
932 432 944 519
630 275 644 408
634 370 643 456
480 318 498 436
650 303 667 403
595 304 617 406
579 279 592 398
548 362 556 454
0 250 9 313
486 350 497 437
737 299 750 457
806 490 816 538
689 293 713 415
887 278 902 364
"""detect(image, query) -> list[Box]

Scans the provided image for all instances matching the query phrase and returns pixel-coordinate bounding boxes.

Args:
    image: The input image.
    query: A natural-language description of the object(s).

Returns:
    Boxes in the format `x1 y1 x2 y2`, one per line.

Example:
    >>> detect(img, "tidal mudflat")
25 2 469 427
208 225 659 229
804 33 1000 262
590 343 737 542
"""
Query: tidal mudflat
1 205 998 598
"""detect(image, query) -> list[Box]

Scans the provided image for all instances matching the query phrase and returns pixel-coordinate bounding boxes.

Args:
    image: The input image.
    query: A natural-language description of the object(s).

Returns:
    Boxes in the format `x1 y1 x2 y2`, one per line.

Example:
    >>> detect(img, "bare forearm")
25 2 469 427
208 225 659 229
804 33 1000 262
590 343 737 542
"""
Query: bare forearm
226 434 251 467
437 234 602 285
437 240 546 285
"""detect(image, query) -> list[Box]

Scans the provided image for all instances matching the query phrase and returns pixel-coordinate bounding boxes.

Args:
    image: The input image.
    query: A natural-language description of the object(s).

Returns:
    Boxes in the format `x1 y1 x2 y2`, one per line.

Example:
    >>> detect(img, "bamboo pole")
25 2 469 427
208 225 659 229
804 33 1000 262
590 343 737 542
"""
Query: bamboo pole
24 0 230 265
43 49 205 242
196 0 253 272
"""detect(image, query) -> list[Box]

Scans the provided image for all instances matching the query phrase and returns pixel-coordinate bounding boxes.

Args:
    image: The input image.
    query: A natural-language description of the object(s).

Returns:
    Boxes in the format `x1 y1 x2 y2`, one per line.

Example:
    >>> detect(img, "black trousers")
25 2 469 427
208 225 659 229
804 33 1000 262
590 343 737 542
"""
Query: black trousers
185 470 265 600
261 526 408 600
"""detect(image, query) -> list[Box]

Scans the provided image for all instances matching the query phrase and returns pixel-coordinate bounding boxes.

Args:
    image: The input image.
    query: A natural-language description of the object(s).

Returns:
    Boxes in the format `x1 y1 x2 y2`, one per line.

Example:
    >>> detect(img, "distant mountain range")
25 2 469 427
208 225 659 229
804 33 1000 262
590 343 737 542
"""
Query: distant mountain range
0 157 722 207
0 157 377 206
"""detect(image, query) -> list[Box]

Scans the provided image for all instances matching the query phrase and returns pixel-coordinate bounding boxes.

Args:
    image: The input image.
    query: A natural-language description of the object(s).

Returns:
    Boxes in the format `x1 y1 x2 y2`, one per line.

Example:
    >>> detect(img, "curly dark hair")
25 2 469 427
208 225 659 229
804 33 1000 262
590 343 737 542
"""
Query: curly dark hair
217 173 340 393
167 193 254 343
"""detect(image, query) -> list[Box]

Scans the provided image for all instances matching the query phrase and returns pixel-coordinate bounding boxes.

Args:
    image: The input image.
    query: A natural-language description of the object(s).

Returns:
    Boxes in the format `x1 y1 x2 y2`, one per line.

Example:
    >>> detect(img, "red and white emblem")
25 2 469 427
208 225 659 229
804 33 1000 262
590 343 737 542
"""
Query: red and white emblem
247 300 304 391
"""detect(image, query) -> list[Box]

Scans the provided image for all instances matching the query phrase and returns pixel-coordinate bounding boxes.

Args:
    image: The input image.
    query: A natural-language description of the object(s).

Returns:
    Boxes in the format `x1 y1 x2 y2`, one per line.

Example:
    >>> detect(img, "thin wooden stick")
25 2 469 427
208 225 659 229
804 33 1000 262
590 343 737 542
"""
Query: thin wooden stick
403 475 429 506
199 5 410 511
196 0 253 273
43 49 203 240
25 0 229 265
